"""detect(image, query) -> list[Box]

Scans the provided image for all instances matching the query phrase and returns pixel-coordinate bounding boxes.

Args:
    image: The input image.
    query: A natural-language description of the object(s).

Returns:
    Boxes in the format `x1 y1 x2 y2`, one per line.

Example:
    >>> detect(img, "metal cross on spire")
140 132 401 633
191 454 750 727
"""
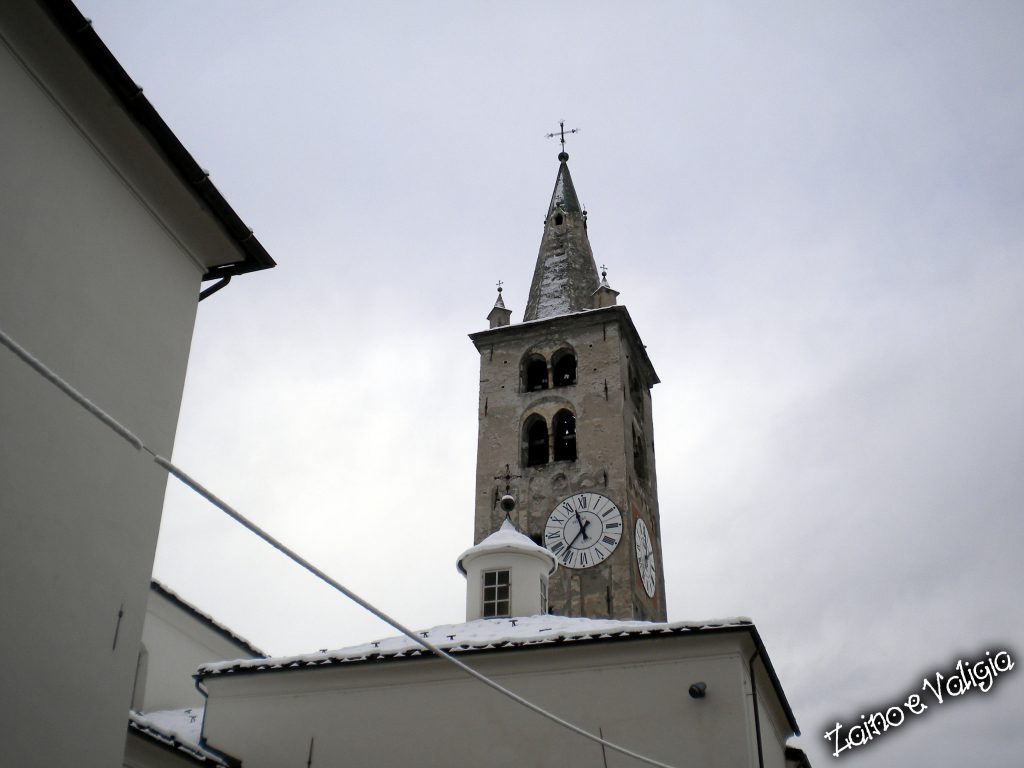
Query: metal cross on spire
545 120 579 153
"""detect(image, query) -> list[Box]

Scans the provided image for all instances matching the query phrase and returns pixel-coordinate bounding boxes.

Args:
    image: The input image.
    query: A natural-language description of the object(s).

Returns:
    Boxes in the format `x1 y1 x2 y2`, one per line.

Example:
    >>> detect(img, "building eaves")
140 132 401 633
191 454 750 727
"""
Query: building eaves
38 0 275 280
198 616 746 676
150 580 266 658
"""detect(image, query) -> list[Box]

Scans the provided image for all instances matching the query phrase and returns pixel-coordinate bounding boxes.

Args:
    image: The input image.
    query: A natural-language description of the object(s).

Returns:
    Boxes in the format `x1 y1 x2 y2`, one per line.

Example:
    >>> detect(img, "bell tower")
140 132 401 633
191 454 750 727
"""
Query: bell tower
469 151 666 621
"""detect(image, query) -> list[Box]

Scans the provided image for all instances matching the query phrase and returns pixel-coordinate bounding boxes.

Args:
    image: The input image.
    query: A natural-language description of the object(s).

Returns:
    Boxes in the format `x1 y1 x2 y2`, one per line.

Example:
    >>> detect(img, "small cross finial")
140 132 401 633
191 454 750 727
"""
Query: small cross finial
545 120 579 159
496 279 503 293
600 264 608 279
494 463 522 493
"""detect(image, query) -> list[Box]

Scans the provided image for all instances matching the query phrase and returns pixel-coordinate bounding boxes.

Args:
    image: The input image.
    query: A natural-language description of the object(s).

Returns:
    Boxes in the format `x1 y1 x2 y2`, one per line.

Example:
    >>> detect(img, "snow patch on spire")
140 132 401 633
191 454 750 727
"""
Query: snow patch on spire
533 248 573 318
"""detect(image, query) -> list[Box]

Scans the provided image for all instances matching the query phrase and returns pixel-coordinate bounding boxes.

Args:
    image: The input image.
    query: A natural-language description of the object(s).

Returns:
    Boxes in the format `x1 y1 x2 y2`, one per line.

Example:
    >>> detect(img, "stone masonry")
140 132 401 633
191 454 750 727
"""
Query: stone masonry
469 305 665 621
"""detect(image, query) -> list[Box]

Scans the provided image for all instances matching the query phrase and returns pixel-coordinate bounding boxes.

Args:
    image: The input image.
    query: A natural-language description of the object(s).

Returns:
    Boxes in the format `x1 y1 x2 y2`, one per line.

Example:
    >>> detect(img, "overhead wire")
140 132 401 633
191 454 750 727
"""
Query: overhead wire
0 326 680 768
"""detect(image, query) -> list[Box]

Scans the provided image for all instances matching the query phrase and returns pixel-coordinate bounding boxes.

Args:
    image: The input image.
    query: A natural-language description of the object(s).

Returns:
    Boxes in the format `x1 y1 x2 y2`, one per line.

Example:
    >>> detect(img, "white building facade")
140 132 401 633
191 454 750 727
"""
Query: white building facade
135 582 265 714
197 615 802 768
0 2 272 765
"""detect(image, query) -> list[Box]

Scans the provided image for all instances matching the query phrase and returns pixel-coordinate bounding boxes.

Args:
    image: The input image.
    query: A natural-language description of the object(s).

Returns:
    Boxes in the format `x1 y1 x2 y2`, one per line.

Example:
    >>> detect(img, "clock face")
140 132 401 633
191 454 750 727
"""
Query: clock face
634 517 657 597
544 492 623 569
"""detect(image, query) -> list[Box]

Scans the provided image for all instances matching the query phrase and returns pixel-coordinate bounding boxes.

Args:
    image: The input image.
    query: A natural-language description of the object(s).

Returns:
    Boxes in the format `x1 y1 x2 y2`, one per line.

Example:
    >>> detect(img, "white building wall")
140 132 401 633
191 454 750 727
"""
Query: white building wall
201 634 784 768
753 666 793 768
0 4 254 765
737 651 796 768
140 590 261 712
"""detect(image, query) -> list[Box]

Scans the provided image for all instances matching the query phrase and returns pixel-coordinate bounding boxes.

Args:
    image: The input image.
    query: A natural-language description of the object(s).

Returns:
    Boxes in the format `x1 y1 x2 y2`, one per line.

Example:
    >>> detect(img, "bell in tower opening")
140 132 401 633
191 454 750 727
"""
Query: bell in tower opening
469 151 665 621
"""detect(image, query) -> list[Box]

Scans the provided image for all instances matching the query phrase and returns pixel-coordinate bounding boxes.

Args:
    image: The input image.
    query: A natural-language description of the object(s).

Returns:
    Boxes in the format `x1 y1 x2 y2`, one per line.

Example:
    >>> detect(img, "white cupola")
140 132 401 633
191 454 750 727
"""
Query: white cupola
456 518 558 621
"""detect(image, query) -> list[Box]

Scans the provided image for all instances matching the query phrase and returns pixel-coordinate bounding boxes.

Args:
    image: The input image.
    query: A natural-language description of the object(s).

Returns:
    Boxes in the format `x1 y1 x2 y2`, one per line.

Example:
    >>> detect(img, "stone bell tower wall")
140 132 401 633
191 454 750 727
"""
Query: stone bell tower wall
469 304 663 620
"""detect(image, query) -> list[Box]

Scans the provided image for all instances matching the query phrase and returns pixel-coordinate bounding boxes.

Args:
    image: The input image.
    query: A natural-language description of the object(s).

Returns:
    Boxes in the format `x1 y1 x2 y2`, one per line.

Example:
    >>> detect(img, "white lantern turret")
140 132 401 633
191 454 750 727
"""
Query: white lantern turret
457 518 558 621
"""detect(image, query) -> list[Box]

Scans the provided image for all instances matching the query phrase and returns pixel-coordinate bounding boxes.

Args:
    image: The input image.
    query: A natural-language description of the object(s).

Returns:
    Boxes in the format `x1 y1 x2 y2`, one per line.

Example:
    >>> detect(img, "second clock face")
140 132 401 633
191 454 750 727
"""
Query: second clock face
634 517 657 597
544 492 623 569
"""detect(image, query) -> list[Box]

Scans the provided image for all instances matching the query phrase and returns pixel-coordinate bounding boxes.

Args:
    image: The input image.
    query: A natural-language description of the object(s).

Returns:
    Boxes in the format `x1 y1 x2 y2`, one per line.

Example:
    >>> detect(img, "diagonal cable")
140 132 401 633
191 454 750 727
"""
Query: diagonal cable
0 326 678 768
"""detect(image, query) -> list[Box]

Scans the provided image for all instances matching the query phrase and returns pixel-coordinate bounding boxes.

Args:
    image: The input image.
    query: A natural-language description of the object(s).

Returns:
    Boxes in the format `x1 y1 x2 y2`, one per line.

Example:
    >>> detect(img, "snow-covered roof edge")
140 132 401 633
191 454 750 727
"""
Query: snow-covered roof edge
150 580 266 658
456 518 557 575
128 710 235 767
196 614 800 737
199 615 749 675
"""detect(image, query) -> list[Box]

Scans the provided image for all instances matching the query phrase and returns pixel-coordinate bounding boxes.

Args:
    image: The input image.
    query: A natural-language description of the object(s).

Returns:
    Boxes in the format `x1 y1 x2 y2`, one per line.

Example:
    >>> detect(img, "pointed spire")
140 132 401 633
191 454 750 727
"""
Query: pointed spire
546 153 583 217
592 264 619 308
486 281 513 328
524 153 601 322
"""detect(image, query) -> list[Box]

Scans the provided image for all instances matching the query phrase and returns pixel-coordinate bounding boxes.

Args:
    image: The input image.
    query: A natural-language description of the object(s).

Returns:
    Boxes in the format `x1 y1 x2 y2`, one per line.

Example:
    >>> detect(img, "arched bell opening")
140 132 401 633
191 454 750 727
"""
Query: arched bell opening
552 348 577 388
523 414 550 467
553 409 577 462
523 354 549 392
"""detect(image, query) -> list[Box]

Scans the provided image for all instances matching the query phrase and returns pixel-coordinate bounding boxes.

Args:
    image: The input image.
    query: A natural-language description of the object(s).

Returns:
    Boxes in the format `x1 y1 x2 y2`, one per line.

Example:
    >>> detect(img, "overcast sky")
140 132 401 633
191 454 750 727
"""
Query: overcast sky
79 2 1022 764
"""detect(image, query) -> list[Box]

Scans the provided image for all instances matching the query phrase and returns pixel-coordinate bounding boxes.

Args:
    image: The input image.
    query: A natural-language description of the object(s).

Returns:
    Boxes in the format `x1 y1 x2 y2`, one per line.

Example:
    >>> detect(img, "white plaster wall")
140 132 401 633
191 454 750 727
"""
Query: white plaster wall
140 592 260 712
202 634 791 768
0 4 246 765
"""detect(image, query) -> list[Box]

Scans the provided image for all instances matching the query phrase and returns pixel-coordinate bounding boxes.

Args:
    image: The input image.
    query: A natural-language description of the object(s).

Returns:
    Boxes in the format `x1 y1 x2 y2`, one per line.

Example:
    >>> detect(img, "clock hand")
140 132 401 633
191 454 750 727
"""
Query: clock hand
564 519 592 553
573 510 590 541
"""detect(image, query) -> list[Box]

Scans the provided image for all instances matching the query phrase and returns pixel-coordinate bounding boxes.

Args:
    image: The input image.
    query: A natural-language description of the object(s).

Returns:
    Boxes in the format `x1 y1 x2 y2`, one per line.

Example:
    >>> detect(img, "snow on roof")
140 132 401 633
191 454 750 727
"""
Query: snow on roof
198 614 753 677
197 613 800 735
532 247 575 319
456 518 557 575
128 709 229 766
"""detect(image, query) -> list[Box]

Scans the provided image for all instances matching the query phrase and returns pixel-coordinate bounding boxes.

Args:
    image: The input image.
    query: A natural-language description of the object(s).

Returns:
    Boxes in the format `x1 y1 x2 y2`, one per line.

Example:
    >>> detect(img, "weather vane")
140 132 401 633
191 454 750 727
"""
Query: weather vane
545 120 579 153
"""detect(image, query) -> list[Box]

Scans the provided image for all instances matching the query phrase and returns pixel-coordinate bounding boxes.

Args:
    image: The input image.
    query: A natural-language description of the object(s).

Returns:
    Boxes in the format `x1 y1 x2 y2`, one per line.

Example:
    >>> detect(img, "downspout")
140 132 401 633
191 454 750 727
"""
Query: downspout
199 275 231 301
192 675 242 768
749 649 765 768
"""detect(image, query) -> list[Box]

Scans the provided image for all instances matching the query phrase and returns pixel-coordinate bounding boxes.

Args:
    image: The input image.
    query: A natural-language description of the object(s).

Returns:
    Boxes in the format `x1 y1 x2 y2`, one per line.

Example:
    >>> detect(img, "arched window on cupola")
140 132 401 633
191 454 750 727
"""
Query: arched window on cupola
523 354 549 392
524 415 549 467
553 409 577 462
552 348 577 388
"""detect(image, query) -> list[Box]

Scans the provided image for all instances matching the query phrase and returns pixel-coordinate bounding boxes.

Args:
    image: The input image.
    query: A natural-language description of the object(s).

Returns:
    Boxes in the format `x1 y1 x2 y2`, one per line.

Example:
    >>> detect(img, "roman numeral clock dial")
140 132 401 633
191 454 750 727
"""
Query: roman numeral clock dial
544 493 623 569
634 517 657 597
